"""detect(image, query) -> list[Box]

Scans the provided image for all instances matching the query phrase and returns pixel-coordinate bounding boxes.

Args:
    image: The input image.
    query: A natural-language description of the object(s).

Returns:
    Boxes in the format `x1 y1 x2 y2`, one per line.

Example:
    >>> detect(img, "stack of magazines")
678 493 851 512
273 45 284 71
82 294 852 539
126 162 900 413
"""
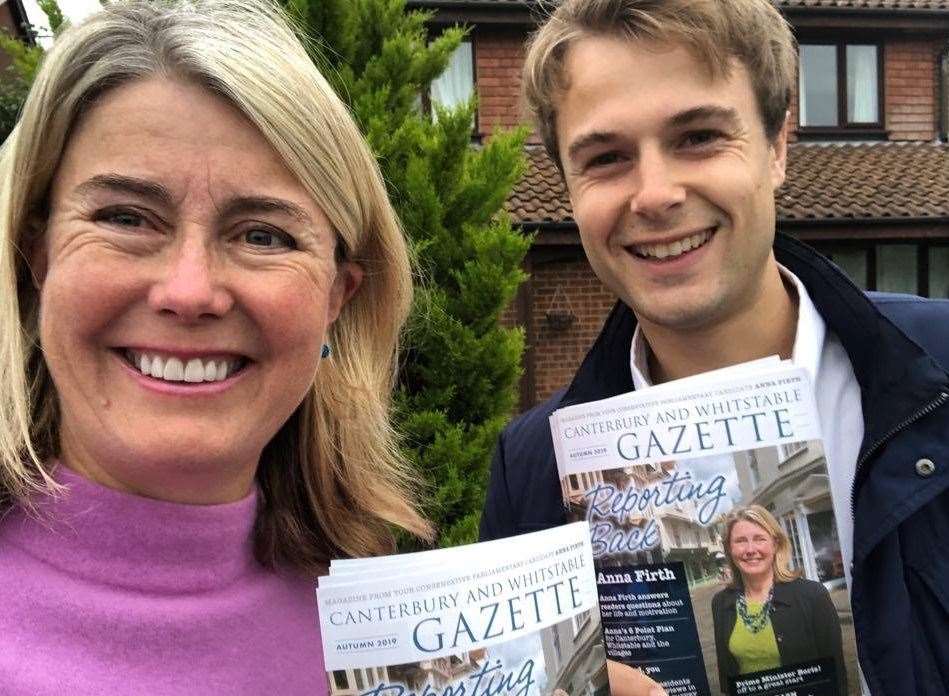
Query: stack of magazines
319 521 608 696
320 359 860 696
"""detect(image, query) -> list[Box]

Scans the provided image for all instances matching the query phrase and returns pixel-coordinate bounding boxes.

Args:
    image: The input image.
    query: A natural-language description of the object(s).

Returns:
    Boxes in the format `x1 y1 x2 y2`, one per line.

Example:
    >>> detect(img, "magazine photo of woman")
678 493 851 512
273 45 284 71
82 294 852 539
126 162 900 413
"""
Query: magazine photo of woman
711 506 848 695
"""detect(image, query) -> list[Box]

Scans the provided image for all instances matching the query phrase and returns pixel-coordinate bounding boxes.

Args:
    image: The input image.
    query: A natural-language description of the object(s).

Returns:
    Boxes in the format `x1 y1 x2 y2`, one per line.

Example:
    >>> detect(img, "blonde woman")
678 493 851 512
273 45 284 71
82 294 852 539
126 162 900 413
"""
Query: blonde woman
0 1 431 693
711 506 846 694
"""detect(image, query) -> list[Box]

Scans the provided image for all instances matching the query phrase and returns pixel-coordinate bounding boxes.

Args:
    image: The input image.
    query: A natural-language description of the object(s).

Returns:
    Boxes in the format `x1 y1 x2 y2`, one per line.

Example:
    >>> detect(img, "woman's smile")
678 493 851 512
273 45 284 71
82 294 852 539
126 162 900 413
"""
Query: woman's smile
120 349 248 384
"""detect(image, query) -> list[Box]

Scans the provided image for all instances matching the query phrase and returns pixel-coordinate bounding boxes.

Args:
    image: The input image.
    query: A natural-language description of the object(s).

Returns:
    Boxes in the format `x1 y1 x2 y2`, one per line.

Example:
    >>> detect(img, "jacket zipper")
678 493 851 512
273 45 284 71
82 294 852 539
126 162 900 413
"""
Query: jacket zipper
850 389 949 517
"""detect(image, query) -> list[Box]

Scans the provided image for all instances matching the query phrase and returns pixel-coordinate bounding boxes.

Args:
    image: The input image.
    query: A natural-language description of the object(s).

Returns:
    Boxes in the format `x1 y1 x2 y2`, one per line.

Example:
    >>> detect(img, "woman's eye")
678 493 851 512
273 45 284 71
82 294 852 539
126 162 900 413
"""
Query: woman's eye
243 228 296 250
97 209 146 228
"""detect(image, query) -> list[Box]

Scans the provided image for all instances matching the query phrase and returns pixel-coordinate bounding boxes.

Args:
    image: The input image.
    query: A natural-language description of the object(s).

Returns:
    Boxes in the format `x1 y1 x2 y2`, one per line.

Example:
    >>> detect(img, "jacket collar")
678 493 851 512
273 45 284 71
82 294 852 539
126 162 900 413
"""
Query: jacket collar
559 233 949 462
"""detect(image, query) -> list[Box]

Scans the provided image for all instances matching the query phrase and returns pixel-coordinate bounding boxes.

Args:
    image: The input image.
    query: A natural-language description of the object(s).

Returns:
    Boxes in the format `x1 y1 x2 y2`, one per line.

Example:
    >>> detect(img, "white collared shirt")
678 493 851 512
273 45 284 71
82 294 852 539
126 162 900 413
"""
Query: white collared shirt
630 265 868 693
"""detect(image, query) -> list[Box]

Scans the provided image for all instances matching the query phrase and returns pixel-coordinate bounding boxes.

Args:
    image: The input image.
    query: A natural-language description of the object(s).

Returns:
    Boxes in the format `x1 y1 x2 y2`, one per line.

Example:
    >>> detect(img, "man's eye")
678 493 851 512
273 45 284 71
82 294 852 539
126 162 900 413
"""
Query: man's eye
587 152 623 169
243 228 296 250
681 130 723 148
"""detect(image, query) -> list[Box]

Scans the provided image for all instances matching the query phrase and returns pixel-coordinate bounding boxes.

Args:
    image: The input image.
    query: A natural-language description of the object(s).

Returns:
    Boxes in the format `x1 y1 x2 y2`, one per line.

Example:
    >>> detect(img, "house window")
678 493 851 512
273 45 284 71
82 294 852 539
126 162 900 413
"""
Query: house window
779 441 807 461
782 513 804 571
799 43 881 130
431 40 474 111
332 671 350 690
571 609 592 636
817 241 949 298
930 246 949 298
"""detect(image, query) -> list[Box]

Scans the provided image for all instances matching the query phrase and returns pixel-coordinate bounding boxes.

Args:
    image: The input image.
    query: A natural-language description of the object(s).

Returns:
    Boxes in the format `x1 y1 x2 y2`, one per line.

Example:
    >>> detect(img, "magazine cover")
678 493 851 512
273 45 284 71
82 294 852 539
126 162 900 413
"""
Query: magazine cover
549 363 860 696
318 522 610 696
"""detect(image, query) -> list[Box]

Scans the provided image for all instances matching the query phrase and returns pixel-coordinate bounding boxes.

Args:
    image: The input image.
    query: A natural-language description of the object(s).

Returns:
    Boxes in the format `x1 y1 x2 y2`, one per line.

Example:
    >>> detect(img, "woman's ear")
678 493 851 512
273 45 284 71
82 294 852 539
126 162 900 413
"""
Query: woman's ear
327 260 364 325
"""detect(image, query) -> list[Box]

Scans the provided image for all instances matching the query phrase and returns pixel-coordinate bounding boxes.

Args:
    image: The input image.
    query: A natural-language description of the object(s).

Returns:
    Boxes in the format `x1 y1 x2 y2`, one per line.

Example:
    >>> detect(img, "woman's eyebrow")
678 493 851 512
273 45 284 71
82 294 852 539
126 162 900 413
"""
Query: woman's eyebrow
219 197 313 225
74 174 173 205
74 177 314 227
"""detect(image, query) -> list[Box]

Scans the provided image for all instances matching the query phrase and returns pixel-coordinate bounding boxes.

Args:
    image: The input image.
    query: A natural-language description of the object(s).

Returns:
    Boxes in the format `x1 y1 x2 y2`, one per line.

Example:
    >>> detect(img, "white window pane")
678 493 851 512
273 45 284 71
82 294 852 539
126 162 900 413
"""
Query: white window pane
431 41 474 111
829 248 868 289
800 45 838 126
847 45 878 123
929 247 949 298
877 245 917 294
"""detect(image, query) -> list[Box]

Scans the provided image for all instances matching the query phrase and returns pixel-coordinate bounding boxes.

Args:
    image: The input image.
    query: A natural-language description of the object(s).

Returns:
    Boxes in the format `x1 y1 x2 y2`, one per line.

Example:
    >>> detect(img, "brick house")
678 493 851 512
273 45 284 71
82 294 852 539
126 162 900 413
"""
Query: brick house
409 0 949 409
0 0 31 72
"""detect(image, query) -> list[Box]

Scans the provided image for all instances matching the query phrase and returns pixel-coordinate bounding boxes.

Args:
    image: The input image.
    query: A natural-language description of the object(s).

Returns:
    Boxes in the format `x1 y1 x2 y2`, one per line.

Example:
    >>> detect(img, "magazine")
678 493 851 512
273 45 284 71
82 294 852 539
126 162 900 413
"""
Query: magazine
549 361 860 696
318 522 610 696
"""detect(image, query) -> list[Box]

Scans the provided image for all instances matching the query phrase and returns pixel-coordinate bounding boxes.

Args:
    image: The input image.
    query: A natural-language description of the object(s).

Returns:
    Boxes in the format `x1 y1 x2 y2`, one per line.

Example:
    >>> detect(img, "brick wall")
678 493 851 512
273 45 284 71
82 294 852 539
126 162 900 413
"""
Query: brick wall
472 29 944 144
474 29 529 137
885 39 941 141
788 74 800 143
528 257 617 404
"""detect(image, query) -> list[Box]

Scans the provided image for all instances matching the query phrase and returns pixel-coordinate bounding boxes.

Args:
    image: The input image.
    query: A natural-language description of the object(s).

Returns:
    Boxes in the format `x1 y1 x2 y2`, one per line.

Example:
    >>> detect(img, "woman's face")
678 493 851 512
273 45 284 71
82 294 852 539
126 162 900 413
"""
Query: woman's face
34 77 361 503
729 519 777 583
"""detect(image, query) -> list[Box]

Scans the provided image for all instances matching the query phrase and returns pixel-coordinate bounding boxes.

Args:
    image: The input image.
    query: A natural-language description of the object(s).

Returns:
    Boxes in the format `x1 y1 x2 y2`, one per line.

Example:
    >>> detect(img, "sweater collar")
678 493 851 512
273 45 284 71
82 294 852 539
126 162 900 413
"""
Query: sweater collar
2 463 260 593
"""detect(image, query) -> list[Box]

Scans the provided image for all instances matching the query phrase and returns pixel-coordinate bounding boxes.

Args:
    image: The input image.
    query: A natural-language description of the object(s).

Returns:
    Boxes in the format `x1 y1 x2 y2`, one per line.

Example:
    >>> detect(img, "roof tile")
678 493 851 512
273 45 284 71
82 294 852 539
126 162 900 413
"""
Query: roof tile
506 142 949 224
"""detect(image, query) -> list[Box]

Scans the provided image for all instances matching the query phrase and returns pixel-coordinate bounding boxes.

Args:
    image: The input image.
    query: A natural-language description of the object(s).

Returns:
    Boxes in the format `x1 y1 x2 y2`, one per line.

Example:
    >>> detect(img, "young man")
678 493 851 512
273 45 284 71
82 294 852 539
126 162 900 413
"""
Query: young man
480 2 949 695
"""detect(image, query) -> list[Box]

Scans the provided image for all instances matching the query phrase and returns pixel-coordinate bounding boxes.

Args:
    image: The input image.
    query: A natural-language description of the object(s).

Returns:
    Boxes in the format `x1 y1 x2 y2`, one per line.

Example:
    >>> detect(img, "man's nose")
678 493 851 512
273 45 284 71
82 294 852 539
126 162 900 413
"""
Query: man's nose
629 147 686 220
147 236 234 321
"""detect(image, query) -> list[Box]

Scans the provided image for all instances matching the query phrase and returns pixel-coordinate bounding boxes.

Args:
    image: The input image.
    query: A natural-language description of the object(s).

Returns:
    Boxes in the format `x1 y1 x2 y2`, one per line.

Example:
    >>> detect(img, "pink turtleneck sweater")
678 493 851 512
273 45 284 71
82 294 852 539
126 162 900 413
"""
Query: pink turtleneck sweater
0 465 328 695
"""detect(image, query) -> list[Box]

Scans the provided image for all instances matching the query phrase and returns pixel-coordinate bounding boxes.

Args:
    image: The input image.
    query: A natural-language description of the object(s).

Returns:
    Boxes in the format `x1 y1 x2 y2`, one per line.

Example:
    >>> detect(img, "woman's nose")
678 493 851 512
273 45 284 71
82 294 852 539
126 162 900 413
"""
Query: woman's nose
147 238 234 321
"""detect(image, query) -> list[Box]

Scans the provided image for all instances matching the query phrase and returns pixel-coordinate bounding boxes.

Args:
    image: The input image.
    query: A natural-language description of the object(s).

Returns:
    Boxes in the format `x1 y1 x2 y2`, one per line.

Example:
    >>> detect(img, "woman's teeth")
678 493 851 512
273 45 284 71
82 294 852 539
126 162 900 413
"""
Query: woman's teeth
125 351 241 383
632 229 713 260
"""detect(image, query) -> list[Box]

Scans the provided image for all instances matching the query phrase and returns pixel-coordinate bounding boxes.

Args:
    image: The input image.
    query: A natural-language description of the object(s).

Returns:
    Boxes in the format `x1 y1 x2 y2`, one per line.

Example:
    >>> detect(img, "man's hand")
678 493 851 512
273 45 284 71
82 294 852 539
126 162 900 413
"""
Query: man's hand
607 660 668 696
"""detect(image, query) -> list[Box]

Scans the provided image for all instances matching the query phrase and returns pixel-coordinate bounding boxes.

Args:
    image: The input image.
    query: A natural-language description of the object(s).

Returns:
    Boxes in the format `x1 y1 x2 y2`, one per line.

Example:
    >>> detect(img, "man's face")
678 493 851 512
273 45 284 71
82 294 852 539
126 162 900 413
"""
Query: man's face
556 36 788 333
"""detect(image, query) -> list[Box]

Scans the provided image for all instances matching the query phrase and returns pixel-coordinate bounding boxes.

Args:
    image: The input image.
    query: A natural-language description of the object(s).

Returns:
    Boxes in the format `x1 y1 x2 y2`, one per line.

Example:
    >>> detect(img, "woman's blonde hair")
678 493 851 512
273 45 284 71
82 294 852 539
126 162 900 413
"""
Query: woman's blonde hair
723 504 800 586
522 0 797 171
0 0 432 571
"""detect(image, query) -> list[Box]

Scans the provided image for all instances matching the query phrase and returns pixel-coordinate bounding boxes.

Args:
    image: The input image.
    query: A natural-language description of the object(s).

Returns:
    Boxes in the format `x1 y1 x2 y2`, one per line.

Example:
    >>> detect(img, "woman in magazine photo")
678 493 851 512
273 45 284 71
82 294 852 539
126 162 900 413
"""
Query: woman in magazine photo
0 0 432 693
711 506 847 695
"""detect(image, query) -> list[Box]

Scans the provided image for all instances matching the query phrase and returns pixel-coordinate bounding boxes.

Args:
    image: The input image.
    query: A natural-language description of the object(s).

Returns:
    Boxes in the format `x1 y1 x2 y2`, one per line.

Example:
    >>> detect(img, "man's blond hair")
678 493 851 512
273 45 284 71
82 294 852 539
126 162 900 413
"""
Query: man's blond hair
523 0 797 169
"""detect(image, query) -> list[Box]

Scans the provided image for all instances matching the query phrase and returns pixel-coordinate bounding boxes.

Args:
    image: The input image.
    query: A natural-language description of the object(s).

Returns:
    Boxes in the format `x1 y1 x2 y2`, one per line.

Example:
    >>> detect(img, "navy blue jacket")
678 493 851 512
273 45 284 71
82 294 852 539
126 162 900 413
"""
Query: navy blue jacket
480 234 949 695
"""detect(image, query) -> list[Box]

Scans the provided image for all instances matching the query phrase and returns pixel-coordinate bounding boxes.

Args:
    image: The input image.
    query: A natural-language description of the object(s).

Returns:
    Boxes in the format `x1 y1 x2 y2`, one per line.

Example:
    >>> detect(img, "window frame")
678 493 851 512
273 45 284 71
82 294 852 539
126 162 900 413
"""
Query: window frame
811 239 949 298
798 41 885 138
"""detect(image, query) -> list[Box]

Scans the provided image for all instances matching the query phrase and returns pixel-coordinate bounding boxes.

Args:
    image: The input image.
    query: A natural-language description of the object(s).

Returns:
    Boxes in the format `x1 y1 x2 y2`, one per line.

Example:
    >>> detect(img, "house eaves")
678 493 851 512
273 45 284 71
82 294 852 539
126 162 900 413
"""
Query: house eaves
407 0 949 30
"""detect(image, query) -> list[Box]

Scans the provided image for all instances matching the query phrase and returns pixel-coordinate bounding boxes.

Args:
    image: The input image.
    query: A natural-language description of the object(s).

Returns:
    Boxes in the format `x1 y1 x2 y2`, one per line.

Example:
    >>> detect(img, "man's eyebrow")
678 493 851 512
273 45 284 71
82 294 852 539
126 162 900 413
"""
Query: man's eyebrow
74 174 174 206
219 197 313 225
566 131 618 163
668 105 741 130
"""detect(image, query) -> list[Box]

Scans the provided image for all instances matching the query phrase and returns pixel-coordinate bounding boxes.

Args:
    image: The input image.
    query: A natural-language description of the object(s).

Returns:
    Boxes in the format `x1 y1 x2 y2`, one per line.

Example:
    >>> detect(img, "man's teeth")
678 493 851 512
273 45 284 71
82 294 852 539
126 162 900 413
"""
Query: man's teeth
127 351 238 383
633 229 712 260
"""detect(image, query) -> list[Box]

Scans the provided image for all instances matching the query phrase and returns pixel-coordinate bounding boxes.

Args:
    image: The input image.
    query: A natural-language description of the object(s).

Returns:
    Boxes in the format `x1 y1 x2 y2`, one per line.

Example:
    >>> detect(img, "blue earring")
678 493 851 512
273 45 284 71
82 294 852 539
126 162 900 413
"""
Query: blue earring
321 344 332 359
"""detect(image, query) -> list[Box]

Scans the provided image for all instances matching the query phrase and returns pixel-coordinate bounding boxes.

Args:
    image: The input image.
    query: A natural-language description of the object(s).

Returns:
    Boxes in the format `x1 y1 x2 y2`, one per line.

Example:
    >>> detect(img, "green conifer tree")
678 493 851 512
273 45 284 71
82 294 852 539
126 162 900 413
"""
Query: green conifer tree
284 0 530 548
